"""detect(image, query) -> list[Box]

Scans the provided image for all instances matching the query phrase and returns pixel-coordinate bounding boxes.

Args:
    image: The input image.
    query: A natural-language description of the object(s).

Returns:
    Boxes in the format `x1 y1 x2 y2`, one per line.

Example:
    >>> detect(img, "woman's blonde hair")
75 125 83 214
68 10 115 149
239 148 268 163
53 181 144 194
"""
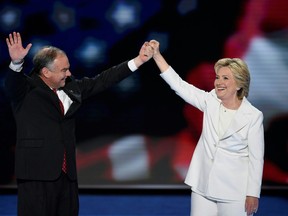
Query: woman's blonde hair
214 58 250 99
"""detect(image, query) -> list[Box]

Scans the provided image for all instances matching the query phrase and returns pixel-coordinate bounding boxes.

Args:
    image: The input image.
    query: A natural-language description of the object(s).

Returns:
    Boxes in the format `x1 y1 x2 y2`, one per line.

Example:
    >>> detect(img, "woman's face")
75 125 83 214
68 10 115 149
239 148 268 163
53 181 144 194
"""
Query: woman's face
214 66 239 102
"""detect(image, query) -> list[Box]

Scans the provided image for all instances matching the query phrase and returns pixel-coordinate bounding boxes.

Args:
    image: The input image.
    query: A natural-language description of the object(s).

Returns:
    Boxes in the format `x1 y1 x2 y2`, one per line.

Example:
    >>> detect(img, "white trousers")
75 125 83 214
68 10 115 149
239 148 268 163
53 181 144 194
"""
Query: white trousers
190 191 254 216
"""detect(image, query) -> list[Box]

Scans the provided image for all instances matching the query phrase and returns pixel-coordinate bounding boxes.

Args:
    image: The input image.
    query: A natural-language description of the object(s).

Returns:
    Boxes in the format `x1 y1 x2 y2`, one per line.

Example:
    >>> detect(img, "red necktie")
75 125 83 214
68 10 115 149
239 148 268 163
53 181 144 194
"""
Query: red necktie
53 89 67 173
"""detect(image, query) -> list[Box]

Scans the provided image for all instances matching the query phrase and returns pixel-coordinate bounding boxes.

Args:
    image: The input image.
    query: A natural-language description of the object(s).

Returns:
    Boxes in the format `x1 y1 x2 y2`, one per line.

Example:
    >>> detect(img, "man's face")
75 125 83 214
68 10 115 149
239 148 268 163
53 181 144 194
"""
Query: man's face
45 54 71 89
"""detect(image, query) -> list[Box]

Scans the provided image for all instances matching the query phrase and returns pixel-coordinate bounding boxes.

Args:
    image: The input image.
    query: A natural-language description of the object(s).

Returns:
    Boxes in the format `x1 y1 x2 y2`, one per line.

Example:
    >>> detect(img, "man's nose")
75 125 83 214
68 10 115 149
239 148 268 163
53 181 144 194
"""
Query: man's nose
66 70 72 76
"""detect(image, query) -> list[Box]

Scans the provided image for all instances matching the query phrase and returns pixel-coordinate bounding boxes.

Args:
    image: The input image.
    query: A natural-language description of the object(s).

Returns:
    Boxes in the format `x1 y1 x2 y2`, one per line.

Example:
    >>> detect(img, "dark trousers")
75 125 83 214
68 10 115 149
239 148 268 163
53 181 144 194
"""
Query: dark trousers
17 172 79 216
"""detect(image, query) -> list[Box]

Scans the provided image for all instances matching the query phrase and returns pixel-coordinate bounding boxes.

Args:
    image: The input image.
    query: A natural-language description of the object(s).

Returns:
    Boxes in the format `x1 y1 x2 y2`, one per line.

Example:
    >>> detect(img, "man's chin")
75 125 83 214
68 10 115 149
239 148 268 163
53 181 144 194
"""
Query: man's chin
60 81 66 87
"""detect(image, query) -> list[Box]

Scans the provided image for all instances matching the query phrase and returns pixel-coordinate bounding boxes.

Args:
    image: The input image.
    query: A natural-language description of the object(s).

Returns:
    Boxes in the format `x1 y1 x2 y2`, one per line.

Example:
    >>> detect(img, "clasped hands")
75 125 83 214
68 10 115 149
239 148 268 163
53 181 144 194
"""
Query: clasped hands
141 39 160 60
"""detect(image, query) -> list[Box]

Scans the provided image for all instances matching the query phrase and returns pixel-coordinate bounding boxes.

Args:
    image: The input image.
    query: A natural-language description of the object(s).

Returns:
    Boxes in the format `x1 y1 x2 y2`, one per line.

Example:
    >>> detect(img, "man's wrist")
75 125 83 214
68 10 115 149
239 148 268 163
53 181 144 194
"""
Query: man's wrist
128 59 138 72
12 59 24 65
10 60 24 72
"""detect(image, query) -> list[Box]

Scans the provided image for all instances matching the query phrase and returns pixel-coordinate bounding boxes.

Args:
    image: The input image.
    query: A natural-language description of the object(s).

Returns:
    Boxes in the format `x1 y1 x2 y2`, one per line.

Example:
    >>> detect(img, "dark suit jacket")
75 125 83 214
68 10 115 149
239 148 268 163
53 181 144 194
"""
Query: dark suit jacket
5 61 132 181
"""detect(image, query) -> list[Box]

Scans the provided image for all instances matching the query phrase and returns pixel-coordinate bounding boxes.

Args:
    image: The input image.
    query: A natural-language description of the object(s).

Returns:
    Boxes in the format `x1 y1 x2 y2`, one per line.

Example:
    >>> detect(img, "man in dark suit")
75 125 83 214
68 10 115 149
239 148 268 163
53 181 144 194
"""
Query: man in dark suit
5 32 153 216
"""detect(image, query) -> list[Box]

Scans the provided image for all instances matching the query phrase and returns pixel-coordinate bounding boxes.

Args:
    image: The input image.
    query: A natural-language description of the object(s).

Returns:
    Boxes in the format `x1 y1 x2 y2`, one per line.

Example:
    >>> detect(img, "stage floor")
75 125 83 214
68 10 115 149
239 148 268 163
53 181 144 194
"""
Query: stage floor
0 189 287 216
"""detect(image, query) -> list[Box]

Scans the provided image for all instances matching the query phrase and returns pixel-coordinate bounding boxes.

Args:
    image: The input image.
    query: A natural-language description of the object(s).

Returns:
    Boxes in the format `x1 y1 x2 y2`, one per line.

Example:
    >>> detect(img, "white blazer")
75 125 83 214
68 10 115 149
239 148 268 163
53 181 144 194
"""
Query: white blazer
160 67 264 201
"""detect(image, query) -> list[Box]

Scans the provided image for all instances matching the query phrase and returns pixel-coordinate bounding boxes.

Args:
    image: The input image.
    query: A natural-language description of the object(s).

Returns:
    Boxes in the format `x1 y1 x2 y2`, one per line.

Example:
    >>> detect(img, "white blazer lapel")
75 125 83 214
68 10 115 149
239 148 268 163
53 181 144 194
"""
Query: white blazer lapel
209 108 220 133
221 98 252 139
207 91 222 133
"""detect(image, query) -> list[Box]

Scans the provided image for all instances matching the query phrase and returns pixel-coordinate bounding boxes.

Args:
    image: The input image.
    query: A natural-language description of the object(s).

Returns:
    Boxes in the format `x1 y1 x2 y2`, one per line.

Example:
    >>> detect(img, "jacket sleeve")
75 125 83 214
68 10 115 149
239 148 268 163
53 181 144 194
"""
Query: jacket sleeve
159 66 209 112
247 110 265 198
4 69 30 111
76 60 133 100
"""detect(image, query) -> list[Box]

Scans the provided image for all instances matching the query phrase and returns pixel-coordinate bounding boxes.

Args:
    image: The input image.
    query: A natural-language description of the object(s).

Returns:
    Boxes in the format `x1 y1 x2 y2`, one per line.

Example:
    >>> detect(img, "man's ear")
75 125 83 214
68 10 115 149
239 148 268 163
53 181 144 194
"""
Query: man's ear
41 67 50 78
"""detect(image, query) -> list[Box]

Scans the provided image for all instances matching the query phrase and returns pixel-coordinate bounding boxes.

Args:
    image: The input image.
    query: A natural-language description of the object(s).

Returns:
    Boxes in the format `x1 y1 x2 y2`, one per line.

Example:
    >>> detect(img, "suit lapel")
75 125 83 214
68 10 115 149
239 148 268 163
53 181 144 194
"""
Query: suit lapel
209 91 221 132
30 74 82 116
30 74 65 115
221 97 251 139
62 77 82 116
62 76 82 103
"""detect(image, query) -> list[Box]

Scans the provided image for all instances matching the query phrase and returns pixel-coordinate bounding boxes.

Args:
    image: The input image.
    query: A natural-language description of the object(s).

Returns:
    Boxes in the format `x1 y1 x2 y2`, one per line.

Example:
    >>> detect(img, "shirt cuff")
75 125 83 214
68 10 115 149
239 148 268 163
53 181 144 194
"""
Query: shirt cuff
159 66 173 77
9 61 23 72
128 59 138 72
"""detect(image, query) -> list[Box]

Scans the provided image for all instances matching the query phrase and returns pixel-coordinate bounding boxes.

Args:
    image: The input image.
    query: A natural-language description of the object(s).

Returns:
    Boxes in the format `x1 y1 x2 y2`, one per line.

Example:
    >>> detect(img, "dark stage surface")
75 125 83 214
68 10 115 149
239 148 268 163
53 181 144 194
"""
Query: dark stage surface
0 188 287 216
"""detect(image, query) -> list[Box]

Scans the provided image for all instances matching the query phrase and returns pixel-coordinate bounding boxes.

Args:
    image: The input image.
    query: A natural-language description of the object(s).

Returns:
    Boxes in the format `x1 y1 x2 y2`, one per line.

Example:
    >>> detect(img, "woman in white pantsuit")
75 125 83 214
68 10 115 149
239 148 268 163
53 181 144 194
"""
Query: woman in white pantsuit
149 40 264 216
